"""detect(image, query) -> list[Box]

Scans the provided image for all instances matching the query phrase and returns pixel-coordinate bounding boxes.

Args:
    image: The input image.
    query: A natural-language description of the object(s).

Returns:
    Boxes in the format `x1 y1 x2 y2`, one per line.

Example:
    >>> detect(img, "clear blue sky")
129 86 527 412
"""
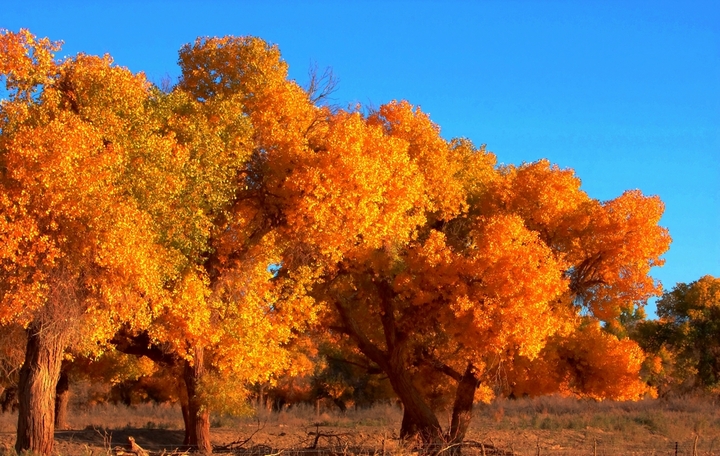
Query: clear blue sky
4 1 719 316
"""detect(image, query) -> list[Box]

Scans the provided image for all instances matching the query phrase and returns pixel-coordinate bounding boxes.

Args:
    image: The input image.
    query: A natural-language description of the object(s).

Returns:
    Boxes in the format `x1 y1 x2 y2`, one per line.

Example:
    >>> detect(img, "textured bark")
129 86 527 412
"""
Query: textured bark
447 364 480 455
54 368 70 430
15 322 66 455
178 377 192 445
181 403 192 445
389 367 443 444
183 346 212 454
334 294 442 447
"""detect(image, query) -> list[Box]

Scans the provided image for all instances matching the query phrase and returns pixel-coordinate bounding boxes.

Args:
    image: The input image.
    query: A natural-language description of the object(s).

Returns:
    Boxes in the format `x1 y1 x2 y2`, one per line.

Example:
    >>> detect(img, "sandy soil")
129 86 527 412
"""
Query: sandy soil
0 398 718 455
0 422 714 456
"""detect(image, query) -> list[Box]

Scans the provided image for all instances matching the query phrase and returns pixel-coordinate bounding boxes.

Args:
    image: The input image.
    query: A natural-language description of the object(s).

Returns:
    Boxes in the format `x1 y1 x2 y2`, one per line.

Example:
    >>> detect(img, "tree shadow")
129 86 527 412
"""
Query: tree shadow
55 428 186 452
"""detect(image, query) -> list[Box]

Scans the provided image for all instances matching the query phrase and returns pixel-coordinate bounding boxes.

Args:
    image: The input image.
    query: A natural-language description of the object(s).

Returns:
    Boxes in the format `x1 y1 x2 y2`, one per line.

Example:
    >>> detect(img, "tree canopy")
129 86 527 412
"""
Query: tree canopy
0 29 674 455
634 276 720 395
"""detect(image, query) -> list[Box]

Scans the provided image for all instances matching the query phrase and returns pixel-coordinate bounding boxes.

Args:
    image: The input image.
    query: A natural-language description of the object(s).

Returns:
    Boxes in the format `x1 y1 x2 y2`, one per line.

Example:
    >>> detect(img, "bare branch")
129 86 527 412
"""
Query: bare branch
306 62 339 106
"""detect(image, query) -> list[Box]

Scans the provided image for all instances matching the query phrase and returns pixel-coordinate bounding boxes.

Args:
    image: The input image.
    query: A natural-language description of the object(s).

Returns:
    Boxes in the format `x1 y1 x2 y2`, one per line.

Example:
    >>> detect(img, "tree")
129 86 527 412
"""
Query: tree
263 101 670 450
0 30 169 454
505 320 649 400
107 35 328 453
634 276 720 395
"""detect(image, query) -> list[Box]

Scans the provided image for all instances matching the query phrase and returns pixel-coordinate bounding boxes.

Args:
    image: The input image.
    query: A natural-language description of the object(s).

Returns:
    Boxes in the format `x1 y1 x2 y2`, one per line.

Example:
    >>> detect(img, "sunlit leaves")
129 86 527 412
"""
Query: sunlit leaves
507 322 650 401
0 29 60 100
283 110 428 260
0 30 674 420
0 30 166 344
481 160 670 321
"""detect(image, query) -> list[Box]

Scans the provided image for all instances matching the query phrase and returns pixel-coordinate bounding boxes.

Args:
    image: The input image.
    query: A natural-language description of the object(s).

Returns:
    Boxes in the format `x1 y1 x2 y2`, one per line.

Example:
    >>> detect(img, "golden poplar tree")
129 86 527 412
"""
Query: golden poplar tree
256 100 671 448
0 30 169 454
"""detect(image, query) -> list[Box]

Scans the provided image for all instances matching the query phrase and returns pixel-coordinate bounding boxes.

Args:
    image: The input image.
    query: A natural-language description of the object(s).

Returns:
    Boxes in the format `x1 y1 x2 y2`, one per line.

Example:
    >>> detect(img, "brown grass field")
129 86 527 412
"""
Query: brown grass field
0 394 718 455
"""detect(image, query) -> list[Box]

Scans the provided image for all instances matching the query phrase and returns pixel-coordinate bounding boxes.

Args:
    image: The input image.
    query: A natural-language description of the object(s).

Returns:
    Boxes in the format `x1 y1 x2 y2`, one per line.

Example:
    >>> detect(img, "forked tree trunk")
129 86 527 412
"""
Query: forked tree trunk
447 364 480 455
386 367 443 446
54 368 70 430
183 346 212 454
16 322 66 455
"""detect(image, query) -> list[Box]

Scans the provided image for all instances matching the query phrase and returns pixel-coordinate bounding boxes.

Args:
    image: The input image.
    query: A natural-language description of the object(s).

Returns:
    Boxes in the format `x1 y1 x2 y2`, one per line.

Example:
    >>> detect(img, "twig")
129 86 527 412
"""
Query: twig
128 436 149 456
215 416 268 451
305 423 354 450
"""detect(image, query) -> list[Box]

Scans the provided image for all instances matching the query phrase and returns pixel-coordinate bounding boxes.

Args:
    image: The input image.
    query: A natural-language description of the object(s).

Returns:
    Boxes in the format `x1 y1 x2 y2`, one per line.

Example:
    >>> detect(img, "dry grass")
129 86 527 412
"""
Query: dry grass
469 395 720 454
0 395 718 455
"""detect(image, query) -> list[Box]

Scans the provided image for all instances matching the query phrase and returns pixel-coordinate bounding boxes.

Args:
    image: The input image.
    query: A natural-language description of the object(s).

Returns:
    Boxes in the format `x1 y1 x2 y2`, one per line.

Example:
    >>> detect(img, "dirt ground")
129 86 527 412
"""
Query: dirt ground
0 423 713 456
0 397 718 455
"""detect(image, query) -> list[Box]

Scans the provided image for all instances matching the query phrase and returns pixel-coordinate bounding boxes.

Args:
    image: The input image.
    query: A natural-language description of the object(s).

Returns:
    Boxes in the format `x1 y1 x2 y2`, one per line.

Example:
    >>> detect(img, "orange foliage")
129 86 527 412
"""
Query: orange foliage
482 160 670 321
0 30 166 336
0 30 674 451
507 322 650 401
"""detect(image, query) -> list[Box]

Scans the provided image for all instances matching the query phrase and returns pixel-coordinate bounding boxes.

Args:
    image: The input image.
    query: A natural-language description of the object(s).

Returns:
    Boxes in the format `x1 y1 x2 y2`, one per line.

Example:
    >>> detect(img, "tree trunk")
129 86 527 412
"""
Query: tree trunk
334 297 442 448
183 346 212 454
258 383 264 411
386 367 443 446
54 368 70 430
447 364 480 455
181 402 192 445
178 376 192 445
15 322 66 455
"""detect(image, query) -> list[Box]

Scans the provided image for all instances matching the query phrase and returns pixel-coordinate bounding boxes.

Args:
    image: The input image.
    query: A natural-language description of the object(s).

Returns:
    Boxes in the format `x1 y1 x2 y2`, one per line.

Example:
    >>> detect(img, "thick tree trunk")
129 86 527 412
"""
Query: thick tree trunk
183 346 212 454
54 368 70 430
15 322 66 455
334 296 443 448
447 364 480 455
386 367 443 445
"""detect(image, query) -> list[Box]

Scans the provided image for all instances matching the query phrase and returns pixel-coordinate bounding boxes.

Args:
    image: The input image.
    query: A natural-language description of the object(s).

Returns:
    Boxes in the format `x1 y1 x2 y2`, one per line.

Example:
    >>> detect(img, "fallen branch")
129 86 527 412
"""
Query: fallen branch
305 424 354 450
463 440 517 456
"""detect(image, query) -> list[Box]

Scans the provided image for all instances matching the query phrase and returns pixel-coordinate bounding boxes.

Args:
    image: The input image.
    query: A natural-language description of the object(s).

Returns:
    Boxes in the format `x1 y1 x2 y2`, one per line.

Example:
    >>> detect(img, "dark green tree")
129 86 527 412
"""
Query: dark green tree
635 276 720 395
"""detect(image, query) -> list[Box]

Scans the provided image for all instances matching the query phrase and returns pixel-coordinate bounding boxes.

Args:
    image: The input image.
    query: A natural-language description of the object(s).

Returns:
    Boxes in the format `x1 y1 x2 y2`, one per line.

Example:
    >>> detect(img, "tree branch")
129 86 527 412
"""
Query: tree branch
110 328 178 366
333 298 389 371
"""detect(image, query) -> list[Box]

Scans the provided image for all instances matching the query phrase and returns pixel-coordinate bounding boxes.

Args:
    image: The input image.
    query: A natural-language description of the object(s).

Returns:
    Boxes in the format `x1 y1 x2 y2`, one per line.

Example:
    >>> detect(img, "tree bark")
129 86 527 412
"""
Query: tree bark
181 402 192 445
178 376 192 445
334 295 443 447
183 346 212 454
54 368 70 430
388 367 443 444
447 363 480 455
15 322 66 455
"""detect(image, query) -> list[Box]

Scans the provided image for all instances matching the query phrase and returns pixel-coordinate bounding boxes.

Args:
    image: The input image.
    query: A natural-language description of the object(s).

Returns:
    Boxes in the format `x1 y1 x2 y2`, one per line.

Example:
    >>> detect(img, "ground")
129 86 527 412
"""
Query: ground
0 396 718 455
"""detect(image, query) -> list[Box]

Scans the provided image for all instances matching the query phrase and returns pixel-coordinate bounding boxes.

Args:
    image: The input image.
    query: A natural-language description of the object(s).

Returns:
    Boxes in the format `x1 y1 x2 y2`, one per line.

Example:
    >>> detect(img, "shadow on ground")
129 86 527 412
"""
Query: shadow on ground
55 428 186 452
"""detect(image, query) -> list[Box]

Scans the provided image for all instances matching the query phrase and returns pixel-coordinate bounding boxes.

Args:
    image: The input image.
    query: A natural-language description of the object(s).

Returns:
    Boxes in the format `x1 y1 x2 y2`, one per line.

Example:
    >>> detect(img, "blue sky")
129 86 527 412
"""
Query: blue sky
4 1 718 316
